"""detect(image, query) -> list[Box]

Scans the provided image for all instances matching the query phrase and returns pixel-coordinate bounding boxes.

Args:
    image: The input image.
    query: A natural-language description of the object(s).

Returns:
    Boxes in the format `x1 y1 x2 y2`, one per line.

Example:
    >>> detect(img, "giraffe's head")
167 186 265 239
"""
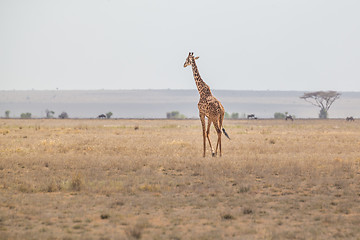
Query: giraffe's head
183 52 199 68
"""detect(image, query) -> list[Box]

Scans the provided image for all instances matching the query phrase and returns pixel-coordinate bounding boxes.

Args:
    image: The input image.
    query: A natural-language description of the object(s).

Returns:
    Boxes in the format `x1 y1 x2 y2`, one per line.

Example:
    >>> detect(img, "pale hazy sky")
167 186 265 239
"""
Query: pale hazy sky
1 0 360 91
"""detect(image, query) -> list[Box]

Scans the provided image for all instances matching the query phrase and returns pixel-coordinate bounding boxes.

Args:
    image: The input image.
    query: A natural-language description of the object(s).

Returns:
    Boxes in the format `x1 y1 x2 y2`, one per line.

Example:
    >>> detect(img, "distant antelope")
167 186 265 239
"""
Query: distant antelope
98 114 106 119
346 116 354 121
247 114 257 120
285 114 294 121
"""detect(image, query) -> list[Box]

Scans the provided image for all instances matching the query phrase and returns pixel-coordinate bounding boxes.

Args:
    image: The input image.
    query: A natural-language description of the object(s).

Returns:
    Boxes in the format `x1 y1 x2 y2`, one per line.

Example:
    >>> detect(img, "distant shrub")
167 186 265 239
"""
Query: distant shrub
231 112 239 119
166 111 186 119
225 112 240 119
59 112 69 119
20 112 32 119
5 110 10 118
274 112 286 119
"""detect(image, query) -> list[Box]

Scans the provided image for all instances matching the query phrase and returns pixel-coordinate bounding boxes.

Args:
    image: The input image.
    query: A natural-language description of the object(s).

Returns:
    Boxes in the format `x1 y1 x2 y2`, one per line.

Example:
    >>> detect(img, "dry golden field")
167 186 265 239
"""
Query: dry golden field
0 118 360 240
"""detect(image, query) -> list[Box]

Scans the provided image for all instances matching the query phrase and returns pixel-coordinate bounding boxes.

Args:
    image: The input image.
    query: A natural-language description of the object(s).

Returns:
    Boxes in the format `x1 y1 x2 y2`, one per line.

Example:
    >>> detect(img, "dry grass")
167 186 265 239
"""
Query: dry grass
0 118 360 239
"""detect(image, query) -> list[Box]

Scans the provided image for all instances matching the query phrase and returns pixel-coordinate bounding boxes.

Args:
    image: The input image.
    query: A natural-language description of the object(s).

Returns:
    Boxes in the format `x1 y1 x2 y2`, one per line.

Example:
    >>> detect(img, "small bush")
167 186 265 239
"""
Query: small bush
274 112 286 119
231 112 239 119
47 180 60 192
71 173 83 191
5 110 10 118
20 113 32 119
126 221 148 240
243 208 253 215
221 213 235 220
166 111 186 119
59 112 69 119
238 185 250 193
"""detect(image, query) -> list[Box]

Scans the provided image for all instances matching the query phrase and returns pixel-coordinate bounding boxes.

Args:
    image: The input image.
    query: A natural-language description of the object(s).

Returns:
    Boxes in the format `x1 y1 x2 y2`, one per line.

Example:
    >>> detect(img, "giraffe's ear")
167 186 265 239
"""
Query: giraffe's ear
194 56 199 60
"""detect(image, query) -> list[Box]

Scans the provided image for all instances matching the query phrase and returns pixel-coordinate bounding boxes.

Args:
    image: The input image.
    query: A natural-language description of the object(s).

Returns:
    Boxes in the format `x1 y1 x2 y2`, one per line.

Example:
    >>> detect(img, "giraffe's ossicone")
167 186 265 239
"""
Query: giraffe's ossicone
184 52 230 157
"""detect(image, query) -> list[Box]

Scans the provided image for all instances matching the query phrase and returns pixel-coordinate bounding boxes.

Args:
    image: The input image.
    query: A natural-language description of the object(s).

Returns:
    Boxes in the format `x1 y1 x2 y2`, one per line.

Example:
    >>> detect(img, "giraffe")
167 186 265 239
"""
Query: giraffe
184 52 230 157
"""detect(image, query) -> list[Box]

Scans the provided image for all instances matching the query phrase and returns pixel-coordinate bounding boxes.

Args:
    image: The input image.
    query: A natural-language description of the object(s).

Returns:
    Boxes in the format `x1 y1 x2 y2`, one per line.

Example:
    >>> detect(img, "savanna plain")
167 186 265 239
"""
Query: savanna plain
0 119 360 240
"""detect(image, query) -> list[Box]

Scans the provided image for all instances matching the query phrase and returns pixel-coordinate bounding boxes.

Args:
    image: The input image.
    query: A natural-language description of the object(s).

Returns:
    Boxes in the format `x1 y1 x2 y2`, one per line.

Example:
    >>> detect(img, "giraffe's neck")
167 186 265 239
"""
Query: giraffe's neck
191 60 212 98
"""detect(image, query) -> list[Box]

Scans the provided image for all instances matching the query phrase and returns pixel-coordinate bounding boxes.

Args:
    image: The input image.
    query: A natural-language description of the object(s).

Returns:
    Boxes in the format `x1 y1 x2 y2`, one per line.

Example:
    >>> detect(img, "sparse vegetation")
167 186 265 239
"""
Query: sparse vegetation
20 112 32 119
274 112 286 119
166 111 186 119
231 112 239 119
70 173 83 191
58 112 69 119
0 119 359 239
225 112 241 119
5 110 10 118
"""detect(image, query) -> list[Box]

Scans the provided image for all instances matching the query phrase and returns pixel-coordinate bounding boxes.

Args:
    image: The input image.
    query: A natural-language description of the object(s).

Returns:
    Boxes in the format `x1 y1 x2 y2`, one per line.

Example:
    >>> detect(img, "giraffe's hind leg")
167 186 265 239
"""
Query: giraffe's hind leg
206 119 215 157
213 119 222 157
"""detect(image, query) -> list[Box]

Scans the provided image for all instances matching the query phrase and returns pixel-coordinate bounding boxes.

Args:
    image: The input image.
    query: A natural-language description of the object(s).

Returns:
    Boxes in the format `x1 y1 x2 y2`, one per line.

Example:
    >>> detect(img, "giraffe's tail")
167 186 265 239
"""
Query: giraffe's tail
222 128 230 140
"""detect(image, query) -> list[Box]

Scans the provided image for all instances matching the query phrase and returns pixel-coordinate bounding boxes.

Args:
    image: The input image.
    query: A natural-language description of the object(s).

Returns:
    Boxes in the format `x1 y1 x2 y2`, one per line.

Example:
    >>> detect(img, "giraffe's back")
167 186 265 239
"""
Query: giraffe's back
198 96 224 119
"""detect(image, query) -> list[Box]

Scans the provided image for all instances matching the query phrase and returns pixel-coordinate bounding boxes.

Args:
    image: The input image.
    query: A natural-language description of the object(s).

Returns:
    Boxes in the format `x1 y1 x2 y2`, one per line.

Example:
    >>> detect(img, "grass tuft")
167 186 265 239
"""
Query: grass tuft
221 213 235 220
100 214 110 219
70 173 83 191
243 208 253 215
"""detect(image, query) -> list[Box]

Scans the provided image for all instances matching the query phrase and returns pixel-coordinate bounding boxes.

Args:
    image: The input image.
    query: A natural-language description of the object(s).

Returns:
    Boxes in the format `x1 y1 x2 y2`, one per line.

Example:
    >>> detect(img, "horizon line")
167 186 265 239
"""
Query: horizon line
0 88 356 93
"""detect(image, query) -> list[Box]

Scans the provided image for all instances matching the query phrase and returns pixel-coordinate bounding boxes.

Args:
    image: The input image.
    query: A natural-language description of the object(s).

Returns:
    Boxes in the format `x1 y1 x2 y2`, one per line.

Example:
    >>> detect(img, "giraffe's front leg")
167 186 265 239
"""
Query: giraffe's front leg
200 114 206 157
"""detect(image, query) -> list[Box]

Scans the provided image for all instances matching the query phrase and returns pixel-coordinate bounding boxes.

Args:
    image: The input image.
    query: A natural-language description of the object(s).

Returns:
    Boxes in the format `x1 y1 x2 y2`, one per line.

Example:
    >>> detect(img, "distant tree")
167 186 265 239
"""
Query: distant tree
5 110 10 118
231 112 239 119
45 109 55 118
166 111 186 119
224 112 230 119
300 91 341 119
105 112 113 119
274 112 286 119
20 112 32 119
58 112 69 119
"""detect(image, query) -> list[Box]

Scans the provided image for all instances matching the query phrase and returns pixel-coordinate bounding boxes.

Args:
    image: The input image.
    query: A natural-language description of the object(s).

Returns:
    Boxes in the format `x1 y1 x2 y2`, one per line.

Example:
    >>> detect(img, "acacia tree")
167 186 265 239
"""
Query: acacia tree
106 112 113 119
300 91 341 119
5 110 10 118
45 109 55 118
